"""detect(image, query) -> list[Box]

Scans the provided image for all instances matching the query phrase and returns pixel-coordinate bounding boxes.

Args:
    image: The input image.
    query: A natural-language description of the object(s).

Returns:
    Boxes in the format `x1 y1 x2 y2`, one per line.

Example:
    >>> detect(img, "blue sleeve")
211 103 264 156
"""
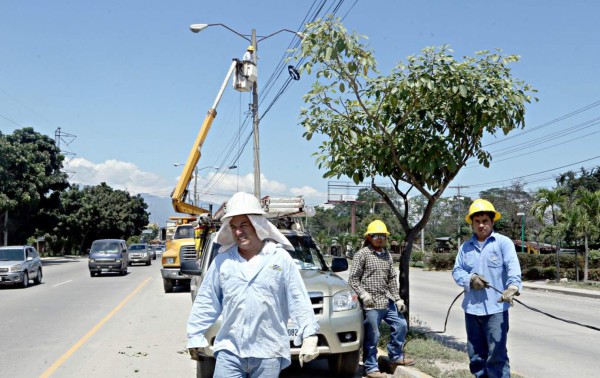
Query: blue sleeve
501 237 522 291
186 258 223 348
452 245 472 292
284 254 319 346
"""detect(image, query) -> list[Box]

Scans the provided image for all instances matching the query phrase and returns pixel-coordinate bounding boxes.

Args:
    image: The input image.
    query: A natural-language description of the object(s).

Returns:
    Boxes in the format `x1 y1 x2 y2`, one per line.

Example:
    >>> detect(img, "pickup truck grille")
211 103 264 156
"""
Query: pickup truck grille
0 268 8 273
179 245 197 262
309 292 324 316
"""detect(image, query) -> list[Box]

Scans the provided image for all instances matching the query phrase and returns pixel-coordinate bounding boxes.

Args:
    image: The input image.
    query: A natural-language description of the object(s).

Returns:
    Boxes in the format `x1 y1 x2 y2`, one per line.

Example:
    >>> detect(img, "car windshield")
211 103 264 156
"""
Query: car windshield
284 234 326 271
90 242 120 253
0 249 25 261
128 245 146 251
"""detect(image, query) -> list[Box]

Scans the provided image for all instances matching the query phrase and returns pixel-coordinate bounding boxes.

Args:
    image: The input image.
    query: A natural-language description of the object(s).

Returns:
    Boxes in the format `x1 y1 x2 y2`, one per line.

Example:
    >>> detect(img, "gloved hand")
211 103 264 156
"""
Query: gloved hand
395 299 406 312
299 335 319 367
360 292 375 307
188 347 205 361
470 273 489 290
497 285 520 306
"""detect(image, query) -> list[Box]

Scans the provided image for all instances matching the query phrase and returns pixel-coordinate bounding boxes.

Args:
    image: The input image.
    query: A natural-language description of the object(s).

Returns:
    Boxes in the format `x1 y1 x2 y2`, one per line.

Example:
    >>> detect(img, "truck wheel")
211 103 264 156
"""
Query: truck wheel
33 268 43 284
327 350 360 377
196 356 216 378
21 272 29 288
163 278 173 293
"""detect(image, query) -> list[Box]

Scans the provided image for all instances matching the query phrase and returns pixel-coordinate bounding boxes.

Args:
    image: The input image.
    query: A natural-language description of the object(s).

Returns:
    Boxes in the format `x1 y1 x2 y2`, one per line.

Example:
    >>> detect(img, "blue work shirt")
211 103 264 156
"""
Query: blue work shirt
187 240 319 368
452 232 522 315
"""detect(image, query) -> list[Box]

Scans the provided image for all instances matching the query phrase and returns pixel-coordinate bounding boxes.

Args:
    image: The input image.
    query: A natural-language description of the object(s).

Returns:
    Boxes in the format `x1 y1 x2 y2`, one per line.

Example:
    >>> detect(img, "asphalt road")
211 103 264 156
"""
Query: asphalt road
3 259 598 378
405 268 600 378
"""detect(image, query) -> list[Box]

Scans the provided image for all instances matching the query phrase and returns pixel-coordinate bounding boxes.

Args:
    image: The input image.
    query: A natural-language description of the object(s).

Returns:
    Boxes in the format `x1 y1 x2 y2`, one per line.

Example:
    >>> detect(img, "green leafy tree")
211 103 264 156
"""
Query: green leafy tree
564 188 600 282
295 18 536 311
54 183 149 253
531 187 567 279
0 128 69 244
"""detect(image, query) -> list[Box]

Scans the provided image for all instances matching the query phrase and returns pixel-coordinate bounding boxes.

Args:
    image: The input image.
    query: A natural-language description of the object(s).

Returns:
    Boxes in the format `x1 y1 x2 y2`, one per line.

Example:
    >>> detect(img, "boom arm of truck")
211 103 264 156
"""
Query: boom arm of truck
172 60 239 215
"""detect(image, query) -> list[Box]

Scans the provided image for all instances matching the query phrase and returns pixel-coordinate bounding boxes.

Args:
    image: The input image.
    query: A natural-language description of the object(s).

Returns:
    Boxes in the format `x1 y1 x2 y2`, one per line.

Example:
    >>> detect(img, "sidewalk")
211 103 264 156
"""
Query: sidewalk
522 280 600 299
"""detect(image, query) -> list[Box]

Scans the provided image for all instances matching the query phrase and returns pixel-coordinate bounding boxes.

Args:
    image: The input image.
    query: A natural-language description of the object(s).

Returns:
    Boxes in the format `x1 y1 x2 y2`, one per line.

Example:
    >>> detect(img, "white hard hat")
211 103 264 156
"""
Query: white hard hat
223 192 265 219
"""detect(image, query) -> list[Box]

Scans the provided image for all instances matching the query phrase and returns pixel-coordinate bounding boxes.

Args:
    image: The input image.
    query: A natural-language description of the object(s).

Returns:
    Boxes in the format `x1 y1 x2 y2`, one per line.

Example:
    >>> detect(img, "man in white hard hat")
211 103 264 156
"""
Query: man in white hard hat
452 199 522 378
349 220 414 378
187 192 319 377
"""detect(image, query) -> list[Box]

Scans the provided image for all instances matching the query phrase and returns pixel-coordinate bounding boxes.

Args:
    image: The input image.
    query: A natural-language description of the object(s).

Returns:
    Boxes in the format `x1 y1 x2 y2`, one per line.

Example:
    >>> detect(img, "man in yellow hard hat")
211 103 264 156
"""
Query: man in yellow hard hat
243 45 255 61
452 199 522 378
349 220 415 378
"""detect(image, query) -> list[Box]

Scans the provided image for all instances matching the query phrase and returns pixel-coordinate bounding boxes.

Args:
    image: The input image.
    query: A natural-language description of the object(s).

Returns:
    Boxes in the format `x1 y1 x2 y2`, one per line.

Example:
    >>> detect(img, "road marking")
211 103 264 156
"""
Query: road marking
52 280 72 287
40 276 152 378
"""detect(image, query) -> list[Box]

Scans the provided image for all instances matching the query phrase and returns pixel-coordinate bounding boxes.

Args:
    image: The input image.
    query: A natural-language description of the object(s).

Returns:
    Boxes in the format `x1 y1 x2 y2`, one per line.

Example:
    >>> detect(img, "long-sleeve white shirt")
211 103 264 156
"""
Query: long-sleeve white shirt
187 240 319 368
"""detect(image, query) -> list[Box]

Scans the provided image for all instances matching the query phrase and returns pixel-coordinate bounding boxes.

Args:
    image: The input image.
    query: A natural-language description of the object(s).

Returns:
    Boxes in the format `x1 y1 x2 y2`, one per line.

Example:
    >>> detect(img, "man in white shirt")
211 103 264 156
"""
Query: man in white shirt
187 192 319 377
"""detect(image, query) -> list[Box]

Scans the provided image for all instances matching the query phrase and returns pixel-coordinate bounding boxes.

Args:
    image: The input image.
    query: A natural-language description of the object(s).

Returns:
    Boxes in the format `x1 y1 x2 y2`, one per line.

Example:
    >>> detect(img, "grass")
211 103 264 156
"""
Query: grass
546 279 600 291
377 316 526 378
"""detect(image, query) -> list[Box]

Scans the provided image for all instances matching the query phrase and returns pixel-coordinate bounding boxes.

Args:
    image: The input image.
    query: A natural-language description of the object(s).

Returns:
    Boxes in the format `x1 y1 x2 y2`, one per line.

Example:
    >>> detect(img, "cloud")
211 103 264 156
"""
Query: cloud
65 157 173 196
64 158 327 205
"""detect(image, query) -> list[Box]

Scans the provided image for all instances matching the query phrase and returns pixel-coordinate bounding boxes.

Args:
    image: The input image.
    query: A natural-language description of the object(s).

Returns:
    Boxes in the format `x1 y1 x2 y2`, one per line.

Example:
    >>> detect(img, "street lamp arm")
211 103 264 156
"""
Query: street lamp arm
257 28 304 43
190 23 251 42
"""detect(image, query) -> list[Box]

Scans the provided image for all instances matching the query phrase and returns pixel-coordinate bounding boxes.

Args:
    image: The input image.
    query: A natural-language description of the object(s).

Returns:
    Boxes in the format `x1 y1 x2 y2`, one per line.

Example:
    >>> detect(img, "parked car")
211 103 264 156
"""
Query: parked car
181 229 362 377
89 239 129 276
155 245 165 256
147 245 157 260
0 245 43 288
128 244 151 266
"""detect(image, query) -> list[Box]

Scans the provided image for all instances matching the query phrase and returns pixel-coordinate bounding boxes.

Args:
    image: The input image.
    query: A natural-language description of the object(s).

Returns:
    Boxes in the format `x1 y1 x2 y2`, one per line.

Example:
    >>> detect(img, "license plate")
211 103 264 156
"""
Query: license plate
101 268 109 272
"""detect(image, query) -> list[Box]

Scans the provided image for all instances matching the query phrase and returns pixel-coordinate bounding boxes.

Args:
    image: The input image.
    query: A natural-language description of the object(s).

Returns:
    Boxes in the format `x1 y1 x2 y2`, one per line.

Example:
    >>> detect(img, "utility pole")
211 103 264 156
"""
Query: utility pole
250 29 261 199
450 184 469 251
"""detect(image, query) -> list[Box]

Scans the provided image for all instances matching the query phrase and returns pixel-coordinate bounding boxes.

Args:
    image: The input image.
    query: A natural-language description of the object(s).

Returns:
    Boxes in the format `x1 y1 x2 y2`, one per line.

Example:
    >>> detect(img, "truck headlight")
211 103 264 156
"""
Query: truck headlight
115 259 122 262
9 264 23 272
332 289 359 311
166 257 175 264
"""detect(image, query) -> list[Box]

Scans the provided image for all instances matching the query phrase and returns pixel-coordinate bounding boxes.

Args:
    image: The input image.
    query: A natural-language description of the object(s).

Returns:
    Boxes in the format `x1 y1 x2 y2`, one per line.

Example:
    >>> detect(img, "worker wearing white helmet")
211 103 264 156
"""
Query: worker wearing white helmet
452 199 522 377
187 192 319 377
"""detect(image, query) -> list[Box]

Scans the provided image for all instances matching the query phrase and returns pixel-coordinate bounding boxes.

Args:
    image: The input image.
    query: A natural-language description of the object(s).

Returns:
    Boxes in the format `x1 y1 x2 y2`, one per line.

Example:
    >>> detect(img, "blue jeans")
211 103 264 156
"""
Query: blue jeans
214 350 284 378
465 311 510 378
363 300 408 373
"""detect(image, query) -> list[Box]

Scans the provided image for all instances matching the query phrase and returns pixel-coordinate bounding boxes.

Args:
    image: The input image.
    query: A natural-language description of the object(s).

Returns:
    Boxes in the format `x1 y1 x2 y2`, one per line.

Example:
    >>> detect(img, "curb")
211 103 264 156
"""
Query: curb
522 283 600 299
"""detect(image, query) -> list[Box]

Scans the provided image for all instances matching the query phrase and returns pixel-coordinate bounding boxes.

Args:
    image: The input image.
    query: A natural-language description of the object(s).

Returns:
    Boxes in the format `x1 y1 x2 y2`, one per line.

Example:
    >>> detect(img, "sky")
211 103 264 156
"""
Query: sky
1 0 599 224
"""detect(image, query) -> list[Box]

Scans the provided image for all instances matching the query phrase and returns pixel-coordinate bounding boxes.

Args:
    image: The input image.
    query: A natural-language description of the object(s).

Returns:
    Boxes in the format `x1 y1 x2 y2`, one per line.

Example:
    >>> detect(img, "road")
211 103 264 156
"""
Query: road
0 257 360 378
0 257 196 378
3 259 598 378
406 268 600 378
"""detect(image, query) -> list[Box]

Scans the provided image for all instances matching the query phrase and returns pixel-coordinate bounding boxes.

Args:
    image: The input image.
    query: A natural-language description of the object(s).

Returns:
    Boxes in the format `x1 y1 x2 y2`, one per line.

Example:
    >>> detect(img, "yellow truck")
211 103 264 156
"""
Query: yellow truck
160 216 196 293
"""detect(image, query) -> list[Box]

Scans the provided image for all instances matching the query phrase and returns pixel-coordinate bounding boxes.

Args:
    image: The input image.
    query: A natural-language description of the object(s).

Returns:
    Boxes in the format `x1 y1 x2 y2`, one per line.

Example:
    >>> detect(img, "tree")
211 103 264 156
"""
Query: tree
53 183 149 253
296 18 536 313
531 187 567 279
0 128 69 244
566 188 600 282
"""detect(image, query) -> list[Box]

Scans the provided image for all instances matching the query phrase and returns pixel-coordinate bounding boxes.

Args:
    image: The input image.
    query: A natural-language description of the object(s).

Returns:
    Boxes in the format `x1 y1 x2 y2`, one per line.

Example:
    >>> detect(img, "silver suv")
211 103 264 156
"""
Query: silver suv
0 245 43 288
128 244 151 265
181 229 363 377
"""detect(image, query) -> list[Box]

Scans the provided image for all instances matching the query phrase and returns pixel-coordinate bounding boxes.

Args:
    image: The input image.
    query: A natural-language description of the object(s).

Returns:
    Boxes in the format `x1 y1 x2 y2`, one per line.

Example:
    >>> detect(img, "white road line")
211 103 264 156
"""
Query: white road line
52 280 72 287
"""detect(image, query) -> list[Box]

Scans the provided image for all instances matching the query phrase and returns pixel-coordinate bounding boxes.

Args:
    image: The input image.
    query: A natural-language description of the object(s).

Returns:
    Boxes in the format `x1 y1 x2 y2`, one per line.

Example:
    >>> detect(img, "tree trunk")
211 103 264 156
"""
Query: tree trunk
399 230 417 326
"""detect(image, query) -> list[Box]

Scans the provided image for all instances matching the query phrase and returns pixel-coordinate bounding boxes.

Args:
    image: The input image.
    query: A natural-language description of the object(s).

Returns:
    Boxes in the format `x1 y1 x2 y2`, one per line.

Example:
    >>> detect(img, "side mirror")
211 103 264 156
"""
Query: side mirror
180 260 202 276
331 257 348 272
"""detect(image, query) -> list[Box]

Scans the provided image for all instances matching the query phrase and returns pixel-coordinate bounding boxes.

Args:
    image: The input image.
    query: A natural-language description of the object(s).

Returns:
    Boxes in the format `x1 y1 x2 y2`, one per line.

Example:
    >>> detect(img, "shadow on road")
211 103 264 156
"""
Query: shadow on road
281 359 362 378
412 326 468 352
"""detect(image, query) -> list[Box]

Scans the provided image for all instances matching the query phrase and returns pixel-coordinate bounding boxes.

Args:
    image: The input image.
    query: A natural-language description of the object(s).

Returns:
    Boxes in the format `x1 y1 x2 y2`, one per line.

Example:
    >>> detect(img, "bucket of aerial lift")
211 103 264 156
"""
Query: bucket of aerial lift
243 61 257 83
233 70 252 92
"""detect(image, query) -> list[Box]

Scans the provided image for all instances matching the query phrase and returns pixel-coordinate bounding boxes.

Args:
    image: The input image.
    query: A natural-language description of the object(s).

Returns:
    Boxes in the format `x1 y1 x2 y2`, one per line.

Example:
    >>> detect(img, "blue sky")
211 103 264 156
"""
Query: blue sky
1 1 599 222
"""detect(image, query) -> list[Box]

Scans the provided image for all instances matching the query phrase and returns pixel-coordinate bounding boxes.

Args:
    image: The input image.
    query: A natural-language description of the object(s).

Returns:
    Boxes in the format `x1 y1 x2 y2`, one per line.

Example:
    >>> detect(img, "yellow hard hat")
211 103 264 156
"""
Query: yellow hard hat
247 45 255 52
364 220 390 236
465 199 501 224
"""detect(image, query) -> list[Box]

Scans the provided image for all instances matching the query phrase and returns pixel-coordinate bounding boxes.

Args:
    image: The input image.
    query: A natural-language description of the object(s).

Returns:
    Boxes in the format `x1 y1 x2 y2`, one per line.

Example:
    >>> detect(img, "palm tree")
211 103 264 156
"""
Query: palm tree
567 189 600 282
531 187 567 280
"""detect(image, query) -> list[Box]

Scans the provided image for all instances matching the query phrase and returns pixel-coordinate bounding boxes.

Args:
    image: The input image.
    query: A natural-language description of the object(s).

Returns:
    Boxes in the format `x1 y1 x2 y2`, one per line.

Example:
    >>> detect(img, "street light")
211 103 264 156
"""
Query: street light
189 23 303 199
517 212 525 253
